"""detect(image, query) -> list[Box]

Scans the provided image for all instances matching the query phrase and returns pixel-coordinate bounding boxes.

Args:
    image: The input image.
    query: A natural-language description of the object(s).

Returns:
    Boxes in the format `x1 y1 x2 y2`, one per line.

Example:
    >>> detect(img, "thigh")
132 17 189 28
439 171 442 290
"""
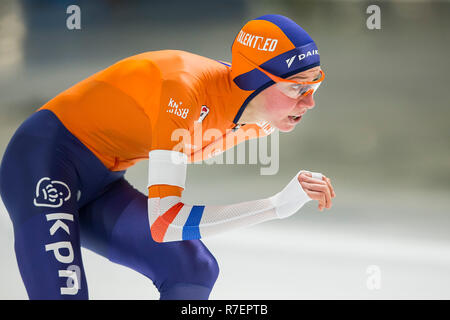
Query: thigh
0 129 88 299
78 178 218 291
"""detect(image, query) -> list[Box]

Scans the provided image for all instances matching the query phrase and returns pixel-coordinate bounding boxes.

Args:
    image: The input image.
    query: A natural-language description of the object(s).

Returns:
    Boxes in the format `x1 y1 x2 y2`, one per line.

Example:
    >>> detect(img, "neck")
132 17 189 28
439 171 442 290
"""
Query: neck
237 98 266 125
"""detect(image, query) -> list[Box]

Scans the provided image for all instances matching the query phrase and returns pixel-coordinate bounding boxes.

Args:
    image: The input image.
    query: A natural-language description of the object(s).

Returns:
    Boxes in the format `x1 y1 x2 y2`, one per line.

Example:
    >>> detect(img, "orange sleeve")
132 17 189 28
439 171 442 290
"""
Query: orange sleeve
148 78 200 198
150 78 199 152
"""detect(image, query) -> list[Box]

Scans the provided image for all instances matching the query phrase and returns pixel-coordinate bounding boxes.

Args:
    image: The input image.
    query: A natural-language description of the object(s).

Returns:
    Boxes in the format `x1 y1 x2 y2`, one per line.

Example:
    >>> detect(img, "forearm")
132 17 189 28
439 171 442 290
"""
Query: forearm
148 188 278 242
148 172 312 242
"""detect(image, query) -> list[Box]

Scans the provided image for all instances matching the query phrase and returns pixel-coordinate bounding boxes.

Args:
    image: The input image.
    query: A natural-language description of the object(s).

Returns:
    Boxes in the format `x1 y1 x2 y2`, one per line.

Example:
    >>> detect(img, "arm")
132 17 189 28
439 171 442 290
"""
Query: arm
147 149 315 242
147 78 334 242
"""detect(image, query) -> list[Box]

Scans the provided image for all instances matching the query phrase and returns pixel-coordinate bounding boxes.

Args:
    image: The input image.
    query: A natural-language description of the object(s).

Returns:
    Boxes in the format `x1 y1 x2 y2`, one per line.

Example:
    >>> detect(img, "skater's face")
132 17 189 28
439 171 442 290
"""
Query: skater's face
245 66 322 132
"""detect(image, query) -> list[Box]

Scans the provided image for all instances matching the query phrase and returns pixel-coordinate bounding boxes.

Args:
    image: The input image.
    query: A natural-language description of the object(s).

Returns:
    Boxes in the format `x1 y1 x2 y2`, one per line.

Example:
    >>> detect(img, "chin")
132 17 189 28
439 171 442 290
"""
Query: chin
274 123 296 133
279 126 295 133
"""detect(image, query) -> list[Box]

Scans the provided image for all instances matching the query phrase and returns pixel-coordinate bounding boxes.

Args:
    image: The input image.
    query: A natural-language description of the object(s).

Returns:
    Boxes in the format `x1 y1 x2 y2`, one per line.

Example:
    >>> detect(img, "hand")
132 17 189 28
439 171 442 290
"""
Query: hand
298 171 335 211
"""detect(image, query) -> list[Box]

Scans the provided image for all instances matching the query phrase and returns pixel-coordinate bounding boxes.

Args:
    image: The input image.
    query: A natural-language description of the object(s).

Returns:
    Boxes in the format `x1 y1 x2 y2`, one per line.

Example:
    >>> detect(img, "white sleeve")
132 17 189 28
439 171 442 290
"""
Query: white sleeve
147 150 187 189
268 170 316 219
147 150 314 243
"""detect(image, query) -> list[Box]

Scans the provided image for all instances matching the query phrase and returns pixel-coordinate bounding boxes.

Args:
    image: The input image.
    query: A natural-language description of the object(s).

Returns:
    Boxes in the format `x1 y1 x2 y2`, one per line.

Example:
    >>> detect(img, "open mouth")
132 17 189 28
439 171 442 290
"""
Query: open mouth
288 114 303 122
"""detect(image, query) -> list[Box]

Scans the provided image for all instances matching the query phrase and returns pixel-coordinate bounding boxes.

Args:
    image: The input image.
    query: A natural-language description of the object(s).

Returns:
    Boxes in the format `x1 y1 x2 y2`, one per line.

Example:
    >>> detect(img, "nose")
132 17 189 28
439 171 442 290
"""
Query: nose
298 93 315 109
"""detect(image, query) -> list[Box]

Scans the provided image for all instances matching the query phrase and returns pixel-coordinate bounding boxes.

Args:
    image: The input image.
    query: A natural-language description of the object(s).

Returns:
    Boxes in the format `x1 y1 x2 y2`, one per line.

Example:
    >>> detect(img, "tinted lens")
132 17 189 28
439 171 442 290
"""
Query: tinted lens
275 82 321 99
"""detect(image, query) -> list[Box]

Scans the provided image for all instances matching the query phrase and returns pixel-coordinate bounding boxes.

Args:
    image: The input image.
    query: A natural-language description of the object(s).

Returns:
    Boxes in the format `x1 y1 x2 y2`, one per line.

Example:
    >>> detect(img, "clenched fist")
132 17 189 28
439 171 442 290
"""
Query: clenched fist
297 171 335 211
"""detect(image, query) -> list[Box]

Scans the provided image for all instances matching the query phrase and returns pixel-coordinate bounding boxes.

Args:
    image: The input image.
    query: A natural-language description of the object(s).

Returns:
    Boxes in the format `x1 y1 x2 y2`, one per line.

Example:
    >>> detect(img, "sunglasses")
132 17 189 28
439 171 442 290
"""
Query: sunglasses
239 52 325 99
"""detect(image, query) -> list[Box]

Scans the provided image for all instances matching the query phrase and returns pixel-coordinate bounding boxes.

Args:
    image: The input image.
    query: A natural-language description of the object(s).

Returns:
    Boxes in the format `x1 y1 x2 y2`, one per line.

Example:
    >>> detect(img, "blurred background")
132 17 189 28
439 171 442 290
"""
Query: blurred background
0 0 449 299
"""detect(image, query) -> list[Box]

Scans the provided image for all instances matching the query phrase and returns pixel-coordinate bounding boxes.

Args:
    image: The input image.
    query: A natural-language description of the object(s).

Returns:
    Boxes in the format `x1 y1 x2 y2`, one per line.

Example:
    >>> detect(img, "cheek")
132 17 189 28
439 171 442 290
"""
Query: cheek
263 86 296 119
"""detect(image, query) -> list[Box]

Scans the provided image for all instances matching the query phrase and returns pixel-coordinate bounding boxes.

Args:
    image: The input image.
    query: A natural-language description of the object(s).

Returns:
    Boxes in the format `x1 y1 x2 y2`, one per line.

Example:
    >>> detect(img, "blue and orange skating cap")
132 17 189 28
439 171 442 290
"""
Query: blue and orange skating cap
231 14 320 91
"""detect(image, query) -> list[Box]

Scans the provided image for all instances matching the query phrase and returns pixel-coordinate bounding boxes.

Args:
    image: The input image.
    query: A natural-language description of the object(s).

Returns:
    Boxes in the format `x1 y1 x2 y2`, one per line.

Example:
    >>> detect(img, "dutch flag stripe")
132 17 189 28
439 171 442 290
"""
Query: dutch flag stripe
182 205 205 240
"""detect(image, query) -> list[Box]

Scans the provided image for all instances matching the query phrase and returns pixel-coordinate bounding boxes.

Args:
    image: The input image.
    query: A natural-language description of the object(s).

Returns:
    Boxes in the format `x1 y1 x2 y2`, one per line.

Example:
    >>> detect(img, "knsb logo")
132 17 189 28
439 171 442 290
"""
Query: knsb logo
34 177 71 208
286 50 319 68
167 97 189 119
196 105 209 123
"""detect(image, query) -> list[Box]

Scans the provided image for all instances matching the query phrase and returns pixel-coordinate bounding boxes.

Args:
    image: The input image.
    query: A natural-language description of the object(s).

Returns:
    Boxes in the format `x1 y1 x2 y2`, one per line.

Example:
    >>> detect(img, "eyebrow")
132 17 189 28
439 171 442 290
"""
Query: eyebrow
289 72 321 81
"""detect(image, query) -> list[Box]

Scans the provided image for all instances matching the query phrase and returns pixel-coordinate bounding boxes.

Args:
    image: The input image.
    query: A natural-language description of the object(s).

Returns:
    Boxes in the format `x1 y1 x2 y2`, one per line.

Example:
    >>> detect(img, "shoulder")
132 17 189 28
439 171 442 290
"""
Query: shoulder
157 50 227 114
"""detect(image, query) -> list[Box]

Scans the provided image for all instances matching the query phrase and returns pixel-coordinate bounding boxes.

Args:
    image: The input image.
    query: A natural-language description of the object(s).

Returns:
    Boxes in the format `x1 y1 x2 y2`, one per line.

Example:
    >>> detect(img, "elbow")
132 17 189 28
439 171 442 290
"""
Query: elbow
152 236 165 244
148 200 185 243
150 223 167 243
148 209 166 243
